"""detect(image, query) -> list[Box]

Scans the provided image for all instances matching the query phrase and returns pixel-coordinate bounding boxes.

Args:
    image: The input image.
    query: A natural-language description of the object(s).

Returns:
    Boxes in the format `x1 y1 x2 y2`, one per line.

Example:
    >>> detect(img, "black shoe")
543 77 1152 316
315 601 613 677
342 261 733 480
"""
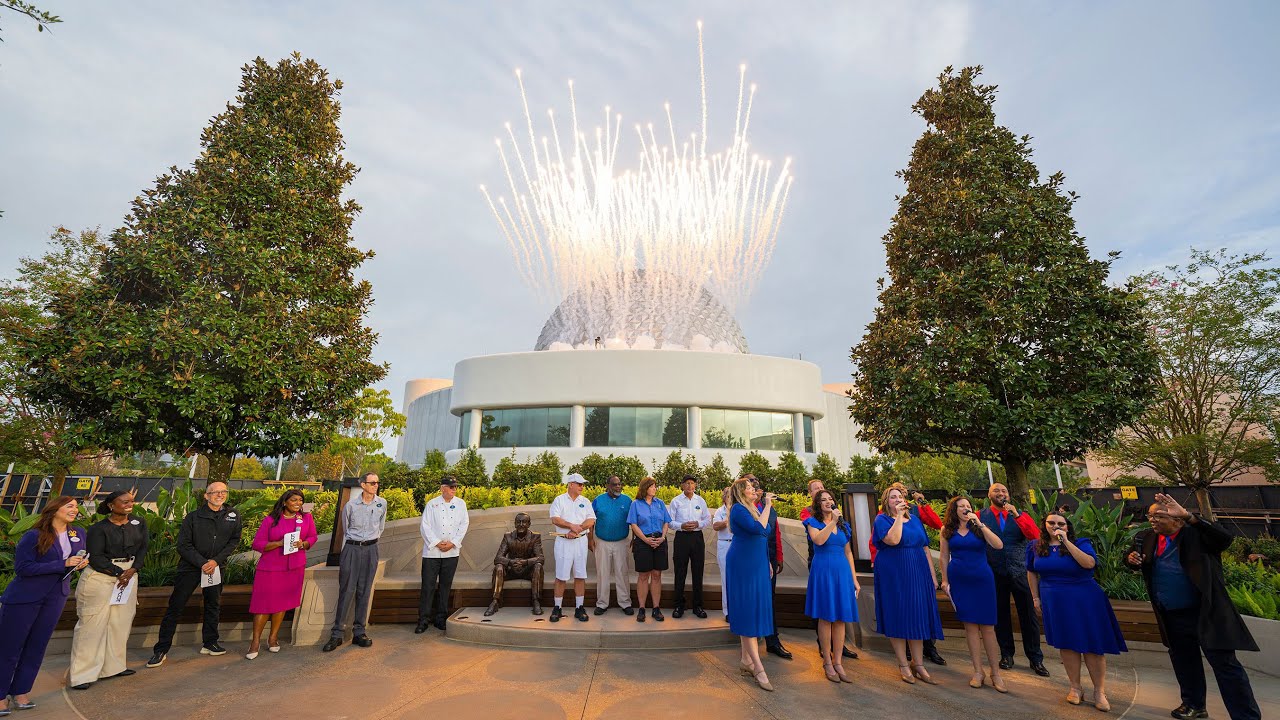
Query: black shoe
767 643 793 660
550 606 563 622
593 606 607 616
1170 706 1208 720
322 638 342 652
622 606 635 616
651 607 665 621
70 683 91 690
842 646 859 660
692 607 708 619
672 605 685 619
999 655 1014 670
145 652 166 668
353 635 373 647
1031 661 1050 677
200 643 227 656
637 608 646 622
414 622 430 634
102 669 136 679
925 647 947 665
574 606 589 622
433 620 447 631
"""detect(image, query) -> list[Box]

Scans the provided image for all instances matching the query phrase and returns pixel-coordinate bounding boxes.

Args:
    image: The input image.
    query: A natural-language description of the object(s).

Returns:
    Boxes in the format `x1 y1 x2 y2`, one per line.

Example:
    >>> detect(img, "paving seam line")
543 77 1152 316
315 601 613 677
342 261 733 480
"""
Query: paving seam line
577 650 602 720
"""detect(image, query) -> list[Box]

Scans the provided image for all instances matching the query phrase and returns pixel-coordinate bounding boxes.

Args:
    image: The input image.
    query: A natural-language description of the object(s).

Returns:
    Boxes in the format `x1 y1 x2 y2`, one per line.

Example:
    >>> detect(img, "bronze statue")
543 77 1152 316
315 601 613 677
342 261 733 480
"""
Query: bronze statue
484 512 546 616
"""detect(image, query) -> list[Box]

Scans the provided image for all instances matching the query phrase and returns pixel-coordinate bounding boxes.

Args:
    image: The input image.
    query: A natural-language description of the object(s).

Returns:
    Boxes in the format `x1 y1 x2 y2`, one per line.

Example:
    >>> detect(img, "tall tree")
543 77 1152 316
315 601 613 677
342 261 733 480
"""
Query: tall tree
0 1 60 41
24 54 386 483
850 66 1158 502
327 388 406 475
1098 249 1280 518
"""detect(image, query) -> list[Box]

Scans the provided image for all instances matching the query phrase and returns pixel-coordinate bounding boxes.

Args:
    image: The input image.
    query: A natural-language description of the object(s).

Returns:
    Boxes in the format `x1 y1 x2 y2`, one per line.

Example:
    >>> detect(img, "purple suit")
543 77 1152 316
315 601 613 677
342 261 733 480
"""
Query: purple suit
0 529 76 696
249 513 318 614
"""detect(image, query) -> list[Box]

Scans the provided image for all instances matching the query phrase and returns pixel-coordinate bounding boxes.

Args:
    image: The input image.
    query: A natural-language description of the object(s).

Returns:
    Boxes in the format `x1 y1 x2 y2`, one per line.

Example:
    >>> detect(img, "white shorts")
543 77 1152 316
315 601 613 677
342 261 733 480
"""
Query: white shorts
554 537 589 581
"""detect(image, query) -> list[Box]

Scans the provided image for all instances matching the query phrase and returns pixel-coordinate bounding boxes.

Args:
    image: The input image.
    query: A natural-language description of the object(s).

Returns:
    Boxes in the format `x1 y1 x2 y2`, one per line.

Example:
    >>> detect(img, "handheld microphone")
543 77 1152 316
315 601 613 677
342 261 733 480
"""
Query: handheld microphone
62 550 88 580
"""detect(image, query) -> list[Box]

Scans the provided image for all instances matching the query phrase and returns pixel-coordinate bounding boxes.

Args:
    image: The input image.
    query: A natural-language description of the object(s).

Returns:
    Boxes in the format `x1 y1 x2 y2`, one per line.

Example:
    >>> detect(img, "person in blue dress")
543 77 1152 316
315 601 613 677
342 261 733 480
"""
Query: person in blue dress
873 485 944 685
803 489 860 684
1027 512 1127 712
724 476 776 692
939 496 1008 693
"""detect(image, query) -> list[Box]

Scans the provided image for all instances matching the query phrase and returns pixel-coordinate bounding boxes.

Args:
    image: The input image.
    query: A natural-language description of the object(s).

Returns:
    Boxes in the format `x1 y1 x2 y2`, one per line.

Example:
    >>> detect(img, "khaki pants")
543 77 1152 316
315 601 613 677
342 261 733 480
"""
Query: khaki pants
593 538 632 609
69 561 137 685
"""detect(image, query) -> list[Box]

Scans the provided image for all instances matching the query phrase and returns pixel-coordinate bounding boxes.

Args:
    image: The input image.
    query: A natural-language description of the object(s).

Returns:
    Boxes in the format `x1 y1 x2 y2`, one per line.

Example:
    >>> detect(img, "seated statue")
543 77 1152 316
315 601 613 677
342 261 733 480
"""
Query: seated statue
485 512 546 616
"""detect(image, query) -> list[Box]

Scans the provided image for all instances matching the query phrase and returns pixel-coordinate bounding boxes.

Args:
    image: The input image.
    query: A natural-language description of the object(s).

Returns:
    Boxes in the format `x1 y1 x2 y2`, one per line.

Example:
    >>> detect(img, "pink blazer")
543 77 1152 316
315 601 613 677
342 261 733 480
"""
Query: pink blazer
252 513 318 572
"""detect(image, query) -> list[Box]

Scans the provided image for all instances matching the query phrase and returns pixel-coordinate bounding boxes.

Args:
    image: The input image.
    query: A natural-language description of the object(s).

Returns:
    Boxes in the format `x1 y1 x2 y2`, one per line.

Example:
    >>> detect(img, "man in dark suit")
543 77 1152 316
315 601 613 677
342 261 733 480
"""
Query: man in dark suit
1126 494 1260 720
980 482 1049 676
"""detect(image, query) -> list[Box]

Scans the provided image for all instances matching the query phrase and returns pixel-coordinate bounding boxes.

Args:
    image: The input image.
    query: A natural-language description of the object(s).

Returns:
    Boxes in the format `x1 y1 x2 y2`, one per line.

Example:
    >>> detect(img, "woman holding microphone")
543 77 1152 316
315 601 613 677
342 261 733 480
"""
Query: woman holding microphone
724 476 776 691
873 484 944 685
0 497 88 714
627 477 671 622
939 496 1007 692
1028 512 1126 711
247 489 317 659
803 489 860 683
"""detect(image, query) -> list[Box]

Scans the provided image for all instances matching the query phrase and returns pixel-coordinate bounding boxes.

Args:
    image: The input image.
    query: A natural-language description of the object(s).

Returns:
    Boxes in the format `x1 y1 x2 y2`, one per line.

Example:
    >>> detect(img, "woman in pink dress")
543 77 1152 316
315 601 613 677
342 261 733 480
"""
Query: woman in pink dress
247 490 317 659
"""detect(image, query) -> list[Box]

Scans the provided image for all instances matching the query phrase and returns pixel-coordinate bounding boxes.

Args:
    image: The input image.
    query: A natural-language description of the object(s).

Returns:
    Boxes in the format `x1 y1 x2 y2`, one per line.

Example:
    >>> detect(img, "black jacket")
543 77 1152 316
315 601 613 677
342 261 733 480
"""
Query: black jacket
176 504 244 572
1126 517 1258 652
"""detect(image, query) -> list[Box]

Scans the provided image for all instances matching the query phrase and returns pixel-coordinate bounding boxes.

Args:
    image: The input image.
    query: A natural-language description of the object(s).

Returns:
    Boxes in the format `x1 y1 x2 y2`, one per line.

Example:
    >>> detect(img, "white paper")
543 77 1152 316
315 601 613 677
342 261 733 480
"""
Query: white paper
109 577 136 605
201 565 222 588
282 529 301 556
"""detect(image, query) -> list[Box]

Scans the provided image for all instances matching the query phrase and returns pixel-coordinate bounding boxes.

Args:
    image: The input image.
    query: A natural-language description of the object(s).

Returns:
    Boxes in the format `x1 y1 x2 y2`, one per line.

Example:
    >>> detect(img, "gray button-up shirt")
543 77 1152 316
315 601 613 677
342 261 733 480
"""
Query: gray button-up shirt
343 494 387 542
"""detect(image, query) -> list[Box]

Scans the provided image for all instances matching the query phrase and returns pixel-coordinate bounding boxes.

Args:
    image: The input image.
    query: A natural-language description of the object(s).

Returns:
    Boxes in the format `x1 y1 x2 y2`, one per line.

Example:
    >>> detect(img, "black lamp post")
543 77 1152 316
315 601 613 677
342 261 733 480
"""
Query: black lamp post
326 476 362 567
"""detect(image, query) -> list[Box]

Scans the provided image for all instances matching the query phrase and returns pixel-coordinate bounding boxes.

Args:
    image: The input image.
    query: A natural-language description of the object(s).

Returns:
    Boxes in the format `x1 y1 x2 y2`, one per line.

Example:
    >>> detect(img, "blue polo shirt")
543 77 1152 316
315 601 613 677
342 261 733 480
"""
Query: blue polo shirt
626 498 671 536
592 492 633 542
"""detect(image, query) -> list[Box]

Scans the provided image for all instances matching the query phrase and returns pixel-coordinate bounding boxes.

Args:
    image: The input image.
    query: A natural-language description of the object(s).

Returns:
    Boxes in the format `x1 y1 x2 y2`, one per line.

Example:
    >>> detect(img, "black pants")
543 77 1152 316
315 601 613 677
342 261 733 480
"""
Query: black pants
153 570 223 654
765 563 782 647
994 571 1043 663
672 531 705 609
1161 606 1260 720
419 556 459 625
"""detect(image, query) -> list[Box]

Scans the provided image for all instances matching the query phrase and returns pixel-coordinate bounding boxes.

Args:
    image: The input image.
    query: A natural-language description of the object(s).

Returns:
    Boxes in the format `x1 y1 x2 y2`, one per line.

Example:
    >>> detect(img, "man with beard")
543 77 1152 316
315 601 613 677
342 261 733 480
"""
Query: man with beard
979 482 1048 676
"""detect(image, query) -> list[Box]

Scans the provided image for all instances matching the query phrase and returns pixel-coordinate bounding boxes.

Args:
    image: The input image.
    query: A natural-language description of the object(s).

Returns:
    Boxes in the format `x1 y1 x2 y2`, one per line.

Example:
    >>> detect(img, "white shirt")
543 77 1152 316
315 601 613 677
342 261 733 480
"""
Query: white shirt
420 495 470 558
712 505 732 541
668 492 712 532
550 492 596 543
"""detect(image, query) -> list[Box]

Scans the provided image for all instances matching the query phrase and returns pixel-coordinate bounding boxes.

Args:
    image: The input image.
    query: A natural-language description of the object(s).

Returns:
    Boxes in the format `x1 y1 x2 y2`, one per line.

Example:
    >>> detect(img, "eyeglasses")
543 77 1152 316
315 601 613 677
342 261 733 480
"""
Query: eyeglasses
1045 521 1067 527
206 490 228 496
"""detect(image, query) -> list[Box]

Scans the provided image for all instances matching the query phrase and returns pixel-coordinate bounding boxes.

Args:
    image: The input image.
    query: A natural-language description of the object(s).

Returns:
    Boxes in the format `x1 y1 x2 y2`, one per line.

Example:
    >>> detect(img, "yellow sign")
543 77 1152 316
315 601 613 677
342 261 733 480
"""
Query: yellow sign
1120 486 1138 500
76 478 92 490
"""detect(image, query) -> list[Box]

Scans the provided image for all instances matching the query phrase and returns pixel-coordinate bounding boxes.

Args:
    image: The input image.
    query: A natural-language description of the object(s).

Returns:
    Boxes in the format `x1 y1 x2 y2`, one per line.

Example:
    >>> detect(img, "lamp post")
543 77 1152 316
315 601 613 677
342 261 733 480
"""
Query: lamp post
325 476 362 567
842 482 877 573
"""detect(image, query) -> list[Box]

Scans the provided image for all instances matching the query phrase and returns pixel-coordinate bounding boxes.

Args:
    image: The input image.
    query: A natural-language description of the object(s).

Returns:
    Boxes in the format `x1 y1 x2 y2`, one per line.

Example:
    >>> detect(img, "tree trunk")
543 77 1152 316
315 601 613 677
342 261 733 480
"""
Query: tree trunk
49 467 68 498
1002 456 1031 505
206 452 234 485
1193 486 1216 522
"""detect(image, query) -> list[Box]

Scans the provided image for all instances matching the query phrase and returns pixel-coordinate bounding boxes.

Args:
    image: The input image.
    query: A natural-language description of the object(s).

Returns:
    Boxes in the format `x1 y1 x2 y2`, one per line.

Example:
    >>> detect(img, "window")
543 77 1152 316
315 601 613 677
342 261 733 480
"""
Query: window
478 407 571 448
803 415 814 453
458 411 472 449
702 409 793 451
583 407 687 447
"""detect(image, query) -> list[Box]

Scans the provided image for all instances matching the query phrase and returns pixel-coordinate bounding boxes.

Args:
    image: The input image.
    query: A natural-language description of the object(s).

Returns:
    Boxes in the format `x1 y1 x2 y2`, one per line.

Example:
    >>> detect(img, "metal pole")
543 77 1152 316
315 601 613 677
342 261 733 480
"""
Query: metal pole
276 455 284 482
188 454 198 480
986 461 995 487
1053 461 1063 490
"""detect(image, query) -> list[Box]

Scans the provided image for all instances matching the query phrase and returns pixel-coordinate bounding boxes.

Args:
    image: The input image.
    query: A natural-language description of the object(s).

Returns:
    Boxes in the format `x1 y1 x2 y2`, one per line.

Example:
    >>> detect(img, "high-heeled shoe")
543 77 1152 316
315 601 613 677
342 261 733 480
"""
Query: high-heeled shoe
1066 687 1083 705
969 672 985 689
833 663 852 683
911 664 938 685
1094 693 1110 712
989 672 1008 694
245 648 259 660
822 661 840 683
268 640 281 653
753 671 774 692
739 661 754 676
899 664 916 684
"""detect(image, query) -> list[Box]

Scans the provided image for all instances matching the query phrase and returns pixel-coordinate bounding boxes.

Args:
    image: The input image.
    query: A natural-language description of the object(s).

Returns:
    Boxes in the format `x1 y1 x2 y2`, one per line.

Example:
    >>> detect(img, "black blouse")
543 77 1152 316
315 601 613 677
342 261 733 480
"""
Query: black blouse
86 517 149 576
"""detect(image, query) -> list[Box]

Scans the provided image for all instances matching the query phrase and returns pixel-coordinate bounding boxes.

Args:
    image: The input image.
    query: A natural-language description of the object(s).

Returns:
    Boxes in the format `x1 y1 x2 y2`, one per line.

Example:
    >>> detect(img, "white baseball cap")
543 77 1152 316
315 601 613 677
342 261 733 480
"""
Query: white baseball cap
563 473 586 485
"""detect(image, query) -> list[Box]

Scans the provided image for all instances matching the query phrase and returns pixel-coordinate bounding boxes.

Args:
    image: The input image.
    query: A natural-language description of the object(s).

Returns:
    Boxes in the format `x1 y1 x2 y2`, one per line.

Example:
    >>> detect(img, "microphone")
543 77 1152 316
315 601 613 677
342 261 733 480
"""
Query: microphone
62 550 88 580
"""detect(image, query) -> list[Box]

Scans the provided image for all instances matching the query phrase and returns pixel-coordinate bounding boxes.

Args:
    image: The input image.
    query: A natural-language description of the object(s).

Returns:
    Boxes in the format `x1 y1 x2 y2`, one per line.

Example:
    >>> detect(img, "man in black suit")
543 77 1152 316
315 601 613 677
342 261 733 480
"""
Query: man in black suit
979 483 1049 676
1126 494 1260 720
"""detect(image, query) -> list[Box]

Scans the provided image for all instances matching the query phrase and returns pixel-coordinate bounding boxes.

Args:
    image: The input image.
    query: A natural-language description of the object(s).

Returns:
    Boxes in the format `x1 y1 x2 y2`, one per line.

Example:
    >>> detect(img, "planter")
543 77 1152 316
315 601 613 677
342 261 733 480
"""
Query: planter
1242 615 1280 676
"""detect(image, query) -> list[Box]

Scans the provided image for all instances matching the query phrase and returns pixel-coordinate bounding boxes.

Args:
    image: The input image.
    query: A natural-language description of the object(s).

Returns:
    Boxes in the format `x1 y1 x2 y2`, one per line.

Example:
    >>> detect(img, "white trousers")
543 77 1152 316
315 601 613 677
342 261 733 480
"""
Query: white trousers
593 538 632 609
717 539 731 616
69 561 137 685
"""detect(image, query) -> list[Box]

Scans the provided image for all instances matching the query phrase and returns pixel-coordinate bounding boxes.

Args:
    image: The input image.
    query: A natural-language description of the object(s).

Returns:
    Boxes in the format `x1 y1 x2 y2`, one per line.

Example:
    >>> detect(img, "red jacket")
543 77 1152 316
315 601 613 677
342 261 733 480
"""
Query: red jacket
868 504 942 563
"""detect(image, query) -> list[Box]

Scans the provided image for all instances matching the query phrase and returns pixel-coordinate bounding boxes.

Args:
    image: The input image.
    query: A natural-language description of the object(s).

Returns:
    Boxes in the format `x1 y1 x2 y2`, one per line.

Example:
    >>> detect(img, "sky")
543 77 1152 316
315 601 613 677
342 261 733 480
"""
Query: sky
2 1 1278 453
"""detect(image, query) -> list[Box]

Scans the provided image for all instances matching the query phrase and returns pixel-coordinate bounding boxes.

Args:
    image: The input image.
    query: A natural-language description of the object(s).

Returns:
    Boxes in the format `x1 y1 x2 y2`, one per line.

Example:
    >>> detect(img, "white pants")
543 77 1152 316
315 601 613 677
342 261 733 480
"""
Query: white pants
69 561 136 685
716 539 731 616
554 537 589 581
593 537 632 609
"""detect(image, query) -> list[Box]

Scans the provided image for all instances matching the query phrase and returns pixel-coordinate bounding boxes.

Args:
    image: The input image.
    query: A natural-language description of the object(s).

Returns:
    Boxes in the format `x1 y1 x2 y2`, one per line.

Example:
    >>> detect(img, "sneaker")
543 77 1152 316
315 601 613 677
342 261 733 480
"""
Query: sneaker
651 607 665 622
550 606 563 622
200 643 227 656
145 652 166 668
574 606 589 622
321 638 342 652
636 608 646 623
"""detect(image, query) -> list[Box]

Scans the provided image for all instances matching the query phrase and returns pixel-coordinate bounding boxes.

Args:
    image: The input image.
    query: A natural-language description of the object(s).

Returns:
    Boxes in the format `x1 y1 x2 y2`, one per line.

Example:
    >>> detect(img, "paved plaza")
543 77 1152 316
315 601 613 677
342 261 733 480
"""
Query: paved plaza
18 628 1277 720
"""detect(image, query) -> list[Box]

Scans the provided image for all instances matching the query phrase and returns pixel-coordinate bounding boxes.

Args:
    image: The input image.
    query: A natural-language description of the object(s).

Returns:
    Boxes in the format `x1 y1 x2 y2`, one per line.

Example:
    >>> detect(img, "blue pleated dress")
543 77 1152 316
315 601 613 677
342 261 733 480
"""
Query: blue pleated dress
1026 539 1127 655
946 529 997 625
803 517 859 623
873 514 944 640
725 503 774 638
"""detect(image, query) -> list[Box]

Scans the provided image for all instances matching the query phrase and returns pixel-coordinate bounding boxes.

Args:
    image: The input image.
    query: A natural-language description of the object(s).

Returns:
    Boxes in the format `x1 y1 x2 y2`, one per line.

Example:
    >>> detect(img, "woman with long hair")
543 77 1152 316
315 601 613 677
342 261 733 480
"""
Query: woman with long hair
246 489 317 659
1028 512 1126 711
939 496 1007 692
724 476 776 691
0 497 88 712
872 484 944 685
626 477 671 622
803 489 860 683
68 491 148 690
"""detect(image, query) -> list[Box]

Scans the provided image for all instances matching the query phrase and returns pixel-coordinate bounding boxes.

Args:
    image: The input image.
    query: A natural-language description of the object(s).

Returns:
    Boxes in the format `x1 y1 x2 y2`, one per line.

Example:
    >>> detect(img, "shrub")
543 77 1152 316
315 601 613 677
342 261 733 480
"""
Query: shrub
812 453 844 485
567 453 647 486
773 452 809 494
492 449 562 488
653 450 700 487
703 454 733 492
738 451 773 484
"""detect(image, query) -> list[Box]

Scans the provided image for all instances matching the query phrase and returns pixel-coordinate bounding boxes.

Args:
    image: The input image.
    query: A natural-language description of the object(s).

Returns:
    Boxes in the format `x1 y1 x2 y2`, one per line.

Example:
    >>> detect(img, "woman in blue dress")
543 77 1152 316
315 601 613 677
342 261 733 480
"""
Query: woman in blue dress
873 485 944 685
1027 512 1127 712
939 496 1008 692
724 476 776 692
803 489 860 684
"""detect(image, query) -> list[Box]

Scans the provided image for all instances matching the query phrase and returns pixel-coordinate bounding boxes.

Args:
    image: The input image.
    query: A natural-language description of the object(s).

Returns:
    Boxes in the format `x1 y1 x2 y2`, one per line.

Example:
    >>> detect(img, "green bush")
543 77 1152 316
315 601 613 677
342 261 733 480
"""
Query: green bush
653 450 700 487
703 454 733 492
492 450 563 488
567 453 647 486
773 452 809 494
1228 584 1280 621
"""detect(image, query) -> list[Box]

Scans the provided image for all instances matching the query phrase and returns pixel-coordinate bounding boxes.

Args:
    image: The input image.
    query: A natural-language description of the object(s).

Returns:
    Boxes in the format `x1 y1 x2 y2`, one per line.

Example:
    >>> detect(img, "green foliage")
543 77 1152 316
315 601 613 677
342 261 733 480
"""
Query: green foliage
1228 584 1280 621
449 447 488 487
0 1 61 39
327 388 406 475
230 456 269 480
773 452 809 494
812 453 844 485
22 55 386 484
653 450 700 487
702 454 733 492
849 65 1159 503
492 449 562 488
845 455 885 485
566 452 647 486
738 451 773 484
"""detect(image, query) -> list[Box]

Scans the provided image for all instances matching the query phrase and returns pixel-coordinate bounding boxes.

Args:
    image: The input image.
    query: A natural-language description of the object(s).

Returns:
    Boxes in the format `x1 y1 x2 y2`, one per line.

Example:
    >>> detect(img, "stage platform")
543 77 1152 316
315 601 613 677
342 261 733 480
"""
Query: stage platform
445 606 737 649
